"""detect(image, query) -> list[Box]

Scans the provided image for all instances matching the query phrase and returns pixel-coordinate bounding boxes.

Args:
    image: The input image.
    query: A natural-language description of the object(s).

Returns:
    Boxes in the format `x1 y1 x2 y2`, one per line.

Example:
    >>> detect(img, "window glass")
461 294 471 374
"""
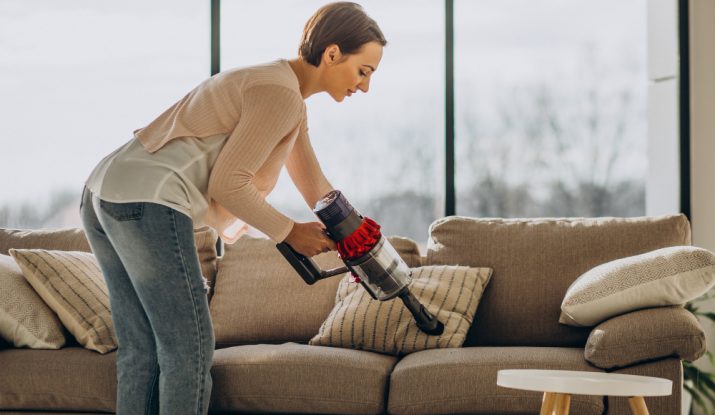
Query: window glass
455 0 647 217
0 0 209 228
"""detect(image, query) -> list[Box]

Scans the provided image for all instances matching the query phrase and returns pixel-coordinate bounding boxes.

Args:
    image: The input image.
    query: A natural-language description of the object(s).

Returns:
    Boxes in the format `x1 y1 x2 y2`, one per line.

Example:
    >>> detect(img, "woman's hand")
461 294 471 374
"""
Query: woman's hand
284 221 337 257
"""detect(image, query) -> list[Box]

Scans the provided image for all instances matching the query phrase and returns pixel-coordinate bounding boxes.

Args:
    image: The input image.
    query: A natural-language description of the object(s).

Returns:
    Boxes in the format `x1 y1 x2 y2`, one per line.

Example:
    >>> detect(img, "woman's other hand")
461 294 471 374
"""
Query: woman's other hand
284 222 337 257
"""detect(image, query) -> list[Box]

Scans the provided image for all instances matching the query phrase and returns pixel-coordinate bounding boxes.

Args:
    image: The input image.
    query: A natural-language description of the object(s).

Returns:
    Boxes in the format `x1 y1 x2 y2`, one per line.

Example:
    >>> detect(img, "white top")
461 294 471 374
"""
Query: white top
496 369 673 397
84 133 229 229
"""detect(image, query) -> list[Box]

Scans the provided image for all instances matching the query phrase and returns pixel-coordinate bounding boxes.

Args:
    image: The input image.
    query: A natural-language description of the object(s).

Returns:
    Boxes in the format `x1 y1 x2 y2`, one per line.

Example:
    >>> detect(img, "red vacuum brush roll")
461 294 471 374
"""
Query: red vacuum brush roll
336 216 381 260
336 216 382 283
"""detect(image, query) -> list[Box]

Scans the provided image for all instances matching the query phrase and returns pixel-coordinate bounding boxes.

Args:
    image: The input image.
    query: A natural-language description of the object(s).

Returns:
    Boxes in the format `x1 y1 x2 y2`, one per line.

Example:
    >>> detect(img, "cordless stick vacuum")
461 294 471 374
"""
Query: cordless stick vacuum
276 190 444 336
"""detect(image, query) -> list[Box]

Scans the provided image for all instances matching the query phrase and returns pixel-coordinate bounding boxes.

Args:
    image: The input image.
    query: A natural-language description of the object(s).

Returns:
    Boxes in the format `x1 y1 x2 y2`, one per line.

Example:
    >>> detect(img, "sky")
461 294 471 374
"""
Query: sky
0 0 647 222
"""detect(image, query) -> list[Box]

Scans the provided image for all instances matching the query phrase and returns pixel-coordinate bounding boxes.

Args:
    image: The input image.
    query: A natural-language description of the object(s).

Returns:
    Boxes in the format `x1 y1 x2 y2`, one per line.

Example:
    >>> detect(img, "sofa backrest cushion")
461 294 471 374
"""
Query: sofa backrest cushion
425 214 691 347
0 228 91 254
209 234 423 348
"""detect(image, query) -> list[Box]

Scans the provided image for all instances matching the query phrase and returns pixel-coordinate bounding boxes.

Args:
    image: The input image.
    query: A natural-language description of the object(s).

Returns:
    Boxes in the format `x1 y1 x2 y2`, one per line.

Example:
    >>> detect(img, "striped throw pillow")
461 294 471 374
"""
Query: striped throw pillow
9 249 117 354
0 254 66 349
309 265 492 356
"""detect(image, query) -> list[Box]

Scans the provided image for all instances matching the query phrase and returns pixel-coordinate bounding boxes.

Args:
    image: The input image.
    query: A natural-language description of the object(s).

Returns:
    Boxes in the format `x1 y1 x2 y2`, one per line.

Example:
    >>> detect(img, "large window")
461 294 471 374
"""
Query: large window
0 0 208 228
222 0 444 242
1 1 648 244
455 0 647 218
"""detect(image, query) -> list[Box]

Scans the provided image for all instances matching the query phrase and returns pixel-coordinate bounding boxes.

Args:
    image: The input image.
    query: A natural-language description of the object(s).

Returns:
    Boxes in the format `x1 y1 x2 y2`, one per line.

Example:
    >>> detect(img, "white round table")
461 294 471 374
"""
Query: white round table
496 369 673 415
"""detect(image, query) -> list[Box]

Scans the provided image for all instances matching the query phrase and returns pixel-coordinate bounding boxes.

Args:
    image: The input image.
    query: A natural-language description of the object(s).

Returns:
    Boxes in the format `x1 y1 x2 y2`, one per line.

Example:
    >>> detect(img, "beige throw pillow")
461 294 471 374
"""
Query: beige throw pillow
583 306 706 369
560 246 715 327
309 265 493 356
9 249 117 353
0 254 66 349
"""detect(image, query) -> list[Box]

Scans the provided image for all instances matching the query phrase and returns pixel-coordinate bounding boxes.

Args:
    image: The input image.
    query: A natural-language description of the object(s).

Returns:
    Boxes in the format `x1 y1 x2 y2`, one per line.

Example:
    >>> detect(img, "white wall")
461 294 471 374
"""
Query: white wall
689 2 715 414
689 1 715 252
648 2 714 413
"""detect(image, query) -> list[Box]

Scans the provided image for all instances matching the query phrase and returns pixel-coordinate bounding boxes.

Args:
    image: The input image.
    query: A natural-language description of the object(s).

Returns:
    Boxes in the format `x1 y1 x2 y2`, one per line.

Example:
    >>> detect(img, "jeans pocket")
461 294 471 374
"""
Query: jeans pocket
99 199 145 221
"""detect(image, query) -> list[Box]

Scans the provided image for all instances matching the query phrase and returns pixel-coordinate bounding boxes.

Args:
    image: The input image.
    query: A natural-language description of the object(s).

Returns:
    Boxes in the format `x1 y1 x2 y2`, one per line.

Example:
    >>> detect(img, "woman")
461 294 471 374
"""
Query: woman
79 2 386 414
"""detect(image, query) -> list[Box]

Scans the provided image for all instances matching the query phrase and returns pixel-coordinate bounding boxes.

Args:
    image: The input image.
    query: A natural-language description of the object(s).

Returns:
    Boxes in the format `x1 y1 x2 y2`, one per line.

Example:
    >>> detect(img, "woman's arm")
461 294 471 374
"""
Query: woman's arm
285 118 334 210
208 83 304 242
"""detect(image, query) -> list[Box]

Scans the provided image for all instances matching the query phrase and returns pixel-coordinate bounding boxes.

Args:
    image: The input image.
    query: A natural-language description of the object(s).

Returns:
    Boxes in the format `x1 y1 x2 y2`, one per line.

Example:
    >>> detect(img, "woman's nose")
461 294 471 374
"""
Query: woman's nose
357 78 370 93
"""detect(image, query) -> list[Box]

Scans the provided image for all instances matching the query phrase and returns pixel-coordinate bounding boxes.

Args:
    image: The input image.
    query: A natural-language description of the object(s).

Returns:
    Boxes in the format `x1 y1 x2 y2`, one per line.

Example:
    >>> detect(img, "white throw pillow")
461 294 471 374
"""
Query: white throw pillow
0 254 66 348
560 246 715 327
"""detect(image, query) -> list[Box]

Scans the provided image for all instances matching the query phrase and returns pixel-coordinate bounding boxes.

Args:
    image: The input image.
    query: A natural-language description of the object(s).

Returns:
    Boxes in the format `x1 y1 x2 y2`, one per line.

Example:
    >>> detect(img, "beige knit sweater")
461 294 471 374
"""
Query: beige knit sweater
134 59 333 243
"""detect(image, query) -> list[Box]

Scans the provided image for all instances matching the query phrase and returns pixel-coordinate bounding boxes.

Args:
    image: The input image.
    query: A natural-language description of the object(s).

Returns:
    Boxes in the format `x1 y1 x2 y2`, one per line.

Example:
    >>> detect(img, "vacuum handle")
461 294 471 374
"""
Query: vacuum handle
276 242 349 284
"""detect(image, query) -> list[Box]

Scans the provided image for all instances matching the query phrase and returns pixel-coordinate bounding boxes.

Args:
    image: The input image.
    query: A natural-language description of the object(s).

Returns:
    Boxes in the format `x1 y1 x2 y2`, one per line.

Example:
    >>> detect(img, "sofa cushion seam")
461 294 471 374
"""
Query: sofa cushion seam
214 393 382 406
392 362 594 371
0 390 114 403
212 362 392 373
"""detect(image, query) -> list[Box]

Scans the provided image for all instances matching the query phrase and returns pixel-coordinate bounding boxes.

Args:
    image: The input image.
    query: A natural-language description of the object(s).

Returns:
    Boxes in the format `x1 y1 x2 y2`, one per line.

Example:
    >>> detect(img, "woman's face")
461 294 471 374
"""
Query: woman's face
322 41 383 102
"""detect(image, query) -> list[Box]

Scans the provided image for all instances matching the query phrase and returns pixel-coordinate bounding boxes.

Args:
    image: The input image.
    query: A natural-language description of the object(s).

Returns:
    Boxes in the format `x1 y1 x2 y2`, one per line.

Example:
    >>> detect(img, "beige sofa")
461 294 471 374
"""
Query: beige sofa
0 214 706 414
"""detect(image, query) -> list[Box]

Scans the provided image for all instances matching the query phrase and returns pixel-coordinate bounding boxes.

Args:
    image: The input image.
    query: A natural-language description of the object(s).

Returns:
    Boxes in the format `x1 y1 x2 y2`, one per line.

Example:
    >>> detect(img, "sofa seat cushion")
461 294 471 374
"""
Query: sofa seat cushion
209 342 397 414
388 346 604 415
0 347 116 412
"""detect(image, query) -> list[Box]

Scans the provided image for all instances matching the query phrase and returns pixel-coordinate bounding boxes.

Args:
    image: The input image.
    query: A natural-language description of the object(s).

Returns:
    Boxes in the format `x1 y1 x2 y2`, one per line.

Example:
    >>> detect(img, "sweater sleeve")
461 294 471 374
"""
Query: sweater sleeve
285 117 334 210
207 84 303 242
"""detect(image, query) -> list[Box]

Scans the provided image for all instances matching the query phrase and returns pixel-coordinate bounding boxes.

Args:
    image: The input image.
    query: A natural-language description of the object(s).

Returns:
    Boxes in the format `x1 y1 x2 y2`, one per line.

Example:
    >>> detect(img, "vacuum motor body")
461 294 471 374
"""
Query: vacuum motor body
314 190 411 300
276 190 444 335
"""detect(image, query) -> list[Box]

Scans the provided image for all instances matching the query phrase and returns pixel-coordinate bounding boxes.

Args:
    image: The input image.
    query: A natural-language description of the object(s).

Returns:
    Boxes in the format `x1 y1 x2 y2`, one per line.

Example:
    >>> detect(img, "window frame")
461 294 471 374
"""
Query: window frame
209 0 688 223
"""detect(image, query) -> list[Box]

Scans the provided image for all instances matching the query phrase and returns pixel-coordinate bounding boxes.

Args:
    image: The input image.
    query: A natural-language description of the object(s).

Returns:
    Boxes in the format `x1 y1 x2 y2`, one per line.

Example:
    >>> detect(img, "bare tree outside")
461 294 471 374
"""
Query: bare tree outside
0 46 646 235
457 46 646 218
0 189 79 229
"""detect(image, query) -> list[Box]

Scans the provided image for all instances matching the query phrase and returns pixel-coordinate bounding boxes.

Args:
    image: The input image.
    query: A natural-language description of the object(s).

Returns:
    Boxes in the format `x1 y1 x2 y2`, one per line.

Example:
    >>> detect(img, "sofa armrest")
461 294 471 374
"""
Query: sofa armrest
584 305 706 370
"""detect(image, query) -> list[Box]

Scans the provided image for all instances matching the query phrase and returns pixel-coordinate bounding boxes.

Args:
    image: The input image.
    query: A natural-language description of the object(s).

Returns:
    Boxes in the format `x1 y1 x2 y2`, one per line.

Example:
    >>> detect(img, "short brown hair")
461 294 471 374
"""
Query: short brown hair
299 2 387 67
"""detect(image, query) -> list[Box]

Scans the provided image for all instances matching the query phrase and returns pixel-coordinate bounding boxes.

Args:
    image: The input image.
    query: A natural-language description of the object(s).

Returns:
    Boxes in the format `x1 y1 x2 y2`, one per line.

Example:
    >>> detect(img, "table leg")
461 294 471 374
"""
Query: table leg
554 393 571 415
540 392 557 415
628 396 649 415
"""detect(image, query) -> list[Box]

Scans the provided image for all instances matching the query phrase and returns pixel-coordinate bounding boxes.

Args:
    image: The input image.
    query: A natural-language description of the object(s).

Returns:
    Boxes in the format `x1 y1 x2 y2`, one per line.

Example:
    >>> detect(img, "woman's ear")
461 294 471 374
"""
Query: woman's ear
323 44 343 66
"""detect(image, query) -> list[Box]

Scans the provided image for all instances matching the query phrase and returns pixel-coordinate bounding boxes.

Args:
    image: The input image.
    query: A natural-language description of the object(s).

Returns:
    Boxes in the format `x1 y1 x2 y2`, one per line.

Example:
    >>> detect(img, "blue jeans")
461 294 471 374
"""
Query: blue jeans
80 186 214 415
